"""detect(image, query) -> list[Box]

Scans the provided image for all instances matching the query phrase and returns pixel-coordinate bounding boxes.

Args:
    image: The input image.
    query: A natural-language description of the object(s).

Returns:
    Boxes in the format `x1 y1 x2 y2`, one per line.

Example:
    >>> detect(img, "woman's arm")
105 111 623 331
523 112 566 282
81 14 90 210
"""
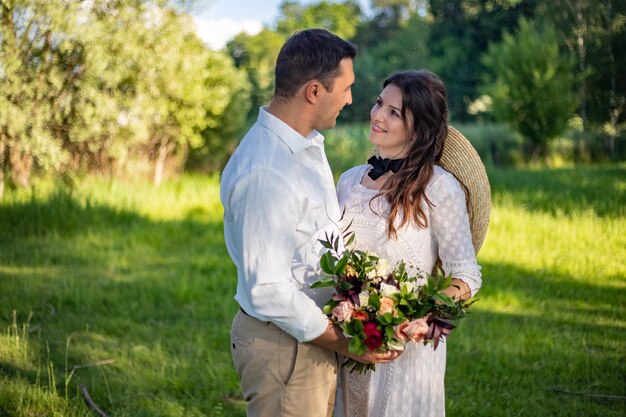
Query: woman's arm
429 171 482 299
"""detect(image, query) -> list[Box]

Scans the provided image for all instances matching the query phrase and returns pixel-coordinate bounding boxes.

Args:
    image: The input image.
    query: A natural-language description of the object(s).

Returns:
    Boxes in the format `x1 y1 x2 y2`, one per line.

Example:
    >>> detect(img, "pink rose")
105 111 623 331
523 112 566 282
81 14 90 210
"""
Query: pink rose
399 317 430 343
393 320 409 343
332 300 354 322
363 321 383 351
377 297 396 317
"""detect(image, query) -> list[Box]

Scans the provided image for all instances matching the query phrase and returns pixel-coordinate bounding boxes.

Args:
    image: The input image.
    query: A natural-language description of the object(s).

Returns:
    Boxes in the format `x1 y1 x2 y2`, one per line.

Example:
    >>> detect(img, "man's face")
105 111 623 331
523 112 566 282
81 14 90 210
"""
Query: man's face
315 58 355 130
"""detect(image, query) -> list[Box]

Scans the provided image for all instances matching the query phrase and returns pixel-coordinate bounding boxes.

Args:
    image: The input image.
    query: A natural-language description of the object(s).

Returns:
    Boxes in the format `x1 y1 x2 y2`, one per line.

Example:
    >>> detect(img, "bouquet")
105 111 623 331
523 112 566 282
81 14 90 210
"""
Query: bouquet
311 229 475 373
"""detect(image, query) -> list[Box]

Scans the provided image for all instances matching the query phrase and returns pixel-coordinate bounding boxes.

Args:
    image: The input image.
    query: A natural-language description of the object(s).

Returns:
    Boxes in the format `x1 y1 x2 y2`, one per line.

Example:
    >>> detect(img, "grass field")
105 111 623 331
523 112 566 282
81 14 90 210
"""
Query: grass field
0 164 625 416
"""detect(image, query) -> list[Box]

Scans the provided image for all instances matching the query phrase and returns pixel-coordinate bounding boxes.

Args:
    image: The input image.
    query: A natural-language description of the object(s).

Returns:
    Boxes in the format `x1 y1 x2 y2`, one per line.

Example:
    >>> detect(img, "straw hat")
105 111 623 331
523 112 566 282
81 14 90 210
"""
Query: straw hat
438 126 491 254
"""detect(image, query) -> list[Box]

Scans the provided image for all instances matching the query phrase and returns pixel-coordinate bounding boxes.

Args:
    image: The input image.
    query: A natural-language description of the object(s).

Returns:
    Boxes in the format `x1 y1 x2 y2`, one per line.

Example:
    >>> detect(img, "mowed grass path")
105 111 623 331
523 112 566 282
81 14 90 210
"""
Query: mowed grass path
0 165 624 416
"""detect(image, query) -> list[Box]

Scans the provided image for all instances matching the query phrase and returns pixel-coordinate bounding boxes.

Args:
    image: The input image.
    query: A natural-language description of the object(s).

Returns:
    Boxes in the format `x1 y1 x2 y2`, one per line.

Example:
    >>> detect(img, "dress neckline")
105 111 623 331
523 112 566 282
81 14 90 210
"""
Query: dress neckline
355 165 383 192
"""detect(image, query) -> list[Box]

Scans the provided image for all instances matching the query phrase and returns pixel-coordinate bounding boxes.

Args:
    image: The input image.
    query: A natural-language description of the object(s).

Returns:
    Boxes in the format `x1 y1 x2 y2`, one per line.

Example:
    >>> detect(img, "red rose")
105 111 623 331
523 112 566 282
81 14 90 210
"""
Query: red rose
352 310 369 321
363 321 383 351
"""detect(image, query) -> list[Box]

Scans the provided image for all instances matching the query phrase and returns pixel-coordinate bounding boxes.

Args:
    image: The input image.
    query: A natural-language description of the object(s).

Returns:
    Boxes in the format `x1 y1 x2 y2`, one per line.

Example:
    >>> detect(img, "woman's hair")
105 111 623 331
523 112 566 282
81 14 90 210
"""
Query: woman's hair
273 29 357 100
373 70 448 239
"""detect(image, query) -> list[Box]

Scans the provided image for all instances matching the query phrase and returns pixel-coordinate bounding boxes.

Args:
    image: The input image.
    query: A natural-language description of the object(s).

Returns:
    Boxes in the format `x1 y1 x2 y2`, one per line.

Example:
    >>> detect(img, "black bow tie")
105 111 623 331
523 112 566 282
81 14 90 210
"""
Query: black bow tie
367 156 404 180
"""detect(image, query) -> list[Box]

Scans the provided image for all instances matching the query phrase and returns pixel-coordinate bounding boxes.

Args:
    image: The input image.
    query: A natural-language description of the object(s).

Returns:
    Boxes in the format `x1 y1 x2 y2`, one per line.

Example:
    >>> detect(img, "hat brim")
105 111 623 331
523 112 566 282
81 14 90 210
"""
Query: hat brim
438 126 491 254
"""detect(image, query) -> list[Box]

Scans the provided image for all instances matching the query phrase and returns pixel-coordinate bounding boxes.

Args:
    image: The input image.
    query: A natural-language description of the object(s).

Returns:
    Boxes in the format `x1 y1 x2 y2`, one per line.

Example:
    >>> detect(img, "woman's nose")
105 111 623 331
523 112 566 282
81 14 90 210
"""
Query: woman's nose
371 106 383 121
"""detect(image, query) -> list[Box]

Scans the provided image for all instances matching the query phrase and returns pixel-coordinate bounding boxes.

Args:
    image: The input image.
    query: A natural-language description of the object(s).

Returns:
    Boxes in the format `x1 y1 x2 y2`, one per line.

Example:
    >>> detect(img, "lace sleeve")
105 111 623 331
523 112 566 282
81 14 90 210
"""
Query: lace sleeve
428 172 482 297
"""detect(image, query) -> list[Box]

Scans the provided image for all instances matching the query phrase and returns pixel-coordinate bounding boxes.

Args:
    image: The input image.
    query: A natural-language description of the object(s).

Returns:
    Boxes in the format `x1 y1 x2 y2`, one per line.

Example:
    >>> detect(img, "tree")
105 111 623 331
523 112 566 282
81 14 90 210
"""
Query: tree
481 18 578 161
342 12 432 122
0 0 245 193
65 2 215 185
276 0 362 40
190 50 252 172
537 0 626 158
0 0 82 197
226 29 286 122
427 0 537 121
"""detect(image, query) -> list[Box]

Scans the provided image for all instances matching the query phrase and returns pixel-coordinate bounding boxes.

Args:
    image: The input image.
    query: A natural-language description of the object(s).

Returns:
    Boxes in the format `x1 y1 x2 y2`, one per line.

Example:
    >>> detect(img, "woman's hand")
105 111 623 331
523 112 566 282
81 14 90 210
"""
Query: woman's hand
442 278 472 301
347 348 403 364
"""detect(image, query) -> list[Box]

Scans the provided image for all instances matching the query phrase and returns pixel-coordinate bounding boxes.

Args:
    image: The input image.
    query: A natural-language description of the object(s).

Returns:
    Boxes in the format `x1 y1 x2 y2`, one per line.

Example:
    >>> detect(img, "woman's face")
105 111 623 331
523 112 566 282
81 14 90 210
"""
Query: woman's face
369 83 413 159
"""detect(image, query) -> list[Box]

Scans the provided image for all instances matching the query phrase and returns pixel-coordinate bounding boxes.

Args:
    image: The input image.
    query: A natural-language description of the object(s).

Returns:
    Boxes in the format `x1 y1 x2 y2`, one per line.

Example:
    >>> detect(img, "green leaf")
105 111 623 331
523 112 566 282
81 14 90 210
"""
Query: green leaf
319 252 336 274
310 279 336 289
368 293 380 310
352 319 364 333
434 292 455 307
348 337 365 355
385 326 396 340
377 312 394 325
318 238 334 249
323 299 340 315
335 254 349 275
345 232 356 246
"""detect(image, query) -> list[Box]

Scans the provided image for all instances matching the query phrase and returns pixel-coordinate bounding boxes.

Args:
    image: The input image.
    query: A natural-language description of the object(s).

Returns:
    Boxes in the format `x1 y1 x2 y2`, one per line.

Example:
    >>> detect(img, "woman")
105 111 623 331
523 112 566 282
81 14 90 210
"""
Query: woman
334 70 483 417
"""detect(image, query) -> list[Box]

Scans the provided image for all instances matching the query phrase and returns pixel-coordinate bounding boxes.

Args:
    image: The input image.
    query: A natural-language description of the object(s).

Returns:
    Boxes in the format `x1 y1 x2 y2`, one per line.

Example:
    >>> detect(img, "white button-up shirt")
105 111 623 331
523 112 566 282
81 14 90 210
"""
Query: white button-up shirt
220 107 342 342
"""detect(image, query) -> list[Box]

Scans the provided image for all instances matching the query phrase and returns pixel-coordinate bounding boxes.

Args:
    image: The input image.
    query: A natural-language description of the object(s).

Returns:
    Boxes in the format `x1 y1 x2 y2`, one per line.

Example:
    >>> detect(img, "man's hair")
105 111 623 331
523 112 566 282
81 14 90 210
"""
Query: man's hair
273 28 357 100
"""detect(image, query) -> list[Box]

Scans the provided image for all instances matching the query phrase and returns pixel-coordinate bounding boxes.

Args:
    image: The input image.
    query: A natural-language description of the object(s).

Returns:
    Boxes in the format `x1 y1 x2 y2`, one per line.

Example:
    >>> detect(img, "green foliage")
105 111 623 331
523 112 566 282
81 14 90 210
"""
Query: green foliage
342 12 432 122
0 0 80 187
226 29 286 121
188 51 252 172
481 18 579 160
323 123 373 179
427 0 537 121
276 0 362 40
453 122 526 167
0 0 247 194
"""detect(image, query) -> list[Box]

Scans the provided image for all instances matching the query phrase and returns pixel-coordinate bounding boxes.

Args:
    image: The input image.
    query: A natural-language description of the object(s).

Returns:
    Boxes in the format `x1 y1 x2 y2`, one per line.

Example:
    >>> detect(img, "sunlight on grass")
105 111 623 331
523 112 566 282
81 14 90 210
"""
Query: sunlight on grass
1 168 624 417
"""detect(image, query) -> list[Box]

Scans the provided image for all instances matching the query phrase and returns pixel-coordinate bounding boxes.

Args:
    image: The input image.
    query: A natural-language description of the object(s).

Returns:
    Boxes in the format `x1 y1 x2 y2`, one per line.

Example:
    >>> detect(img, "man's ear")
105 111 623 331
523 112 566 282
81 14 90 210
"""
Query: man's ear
304 80 321 104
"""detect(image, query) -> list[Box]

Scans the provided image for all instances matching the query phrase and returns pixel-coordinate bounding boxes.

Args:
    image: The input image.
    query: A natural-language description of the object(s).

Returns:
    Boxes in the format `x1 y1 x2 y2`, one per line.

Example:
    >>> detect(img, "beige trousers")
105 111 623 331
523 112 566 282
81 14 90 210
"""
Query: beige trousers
230 310 339 417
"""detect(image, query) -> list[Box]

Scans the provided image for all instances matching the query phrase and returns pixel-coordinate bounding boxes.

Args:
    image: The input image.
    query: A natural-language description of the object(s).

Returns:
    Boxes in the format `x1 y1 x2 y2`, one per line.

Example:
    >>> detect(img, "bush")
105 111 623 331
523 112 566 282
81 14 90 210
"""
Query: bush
453 123 525 167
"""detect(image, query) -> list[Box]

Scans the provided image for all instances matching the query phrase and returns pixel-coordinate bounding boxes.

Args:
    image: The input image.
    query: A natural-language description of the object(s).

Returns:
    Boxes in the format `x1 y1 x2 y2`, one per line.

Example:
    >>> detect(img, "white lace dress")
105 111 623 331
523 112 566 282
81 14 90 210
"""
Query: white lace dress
334 164 482 417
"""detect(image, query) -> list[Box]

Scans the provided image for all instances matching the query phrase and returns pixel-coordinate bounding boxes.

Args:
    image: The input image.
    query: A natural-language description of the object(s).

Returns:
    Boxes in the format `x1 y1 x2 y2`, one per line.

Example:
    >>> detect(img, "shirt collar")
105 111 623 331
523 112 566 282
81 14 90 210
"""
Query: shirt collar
257 106 324 154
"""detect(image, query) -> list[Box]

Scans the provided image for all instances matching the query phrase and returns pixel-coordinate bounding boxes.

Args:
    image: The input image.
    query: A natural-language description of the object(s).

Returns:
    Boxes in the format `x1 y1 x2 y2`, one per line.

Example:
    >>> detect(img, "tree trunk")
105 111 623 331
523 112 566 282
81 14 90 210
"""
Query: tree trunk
606 0 619 160
153 136 173 187
575 8 588 130
8 147 32 189
0 138 5 200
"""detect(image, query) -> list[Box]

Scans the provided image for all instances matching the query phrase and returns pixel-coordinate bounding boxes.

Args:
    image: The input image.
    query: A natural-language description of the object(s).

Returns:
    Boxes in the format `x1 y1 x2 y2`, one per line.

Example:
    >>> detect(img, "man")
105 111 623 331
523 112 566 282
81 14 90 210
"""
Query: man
220 29 399 417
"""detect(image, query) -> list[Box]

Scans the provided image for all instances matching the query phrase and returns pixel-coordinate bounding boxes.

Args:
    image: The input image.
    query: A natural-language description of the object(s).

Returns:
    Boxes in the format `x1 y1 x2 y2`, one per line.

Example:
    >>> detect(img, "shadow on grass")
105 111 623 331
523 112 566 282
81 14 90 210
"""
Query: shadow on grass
486 165 625 218
446 260 625 417
0 190 245 417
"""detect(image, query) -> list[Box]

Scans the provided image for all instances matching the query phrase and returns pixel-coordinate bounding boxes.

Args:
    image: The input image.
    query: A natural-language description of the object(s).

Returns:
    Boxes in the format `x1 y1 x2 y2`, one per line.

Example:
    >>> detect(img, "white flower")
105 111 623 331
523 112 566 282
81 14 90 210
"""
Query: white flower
375 258 389 277
380 282 399 298
358 290 370 307
402 281 419 294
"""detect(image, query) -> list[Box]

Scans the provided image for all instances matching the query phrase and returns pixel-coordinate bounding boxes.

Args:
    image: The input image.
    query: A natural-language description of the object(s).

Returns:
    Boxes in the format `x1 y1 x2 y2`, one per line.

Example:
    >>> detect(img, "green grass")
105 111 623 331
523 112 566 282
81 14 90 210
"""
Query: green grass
1 165 625 416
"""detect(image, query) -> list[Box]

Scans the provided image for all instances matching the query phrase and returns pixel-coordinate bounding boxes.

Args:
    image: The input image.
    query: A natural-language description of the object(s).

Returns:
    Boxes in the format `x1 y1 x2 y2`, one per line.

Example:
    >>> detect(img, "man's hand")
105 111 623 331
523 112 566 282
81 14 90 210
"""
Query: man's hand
310 321 403 363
